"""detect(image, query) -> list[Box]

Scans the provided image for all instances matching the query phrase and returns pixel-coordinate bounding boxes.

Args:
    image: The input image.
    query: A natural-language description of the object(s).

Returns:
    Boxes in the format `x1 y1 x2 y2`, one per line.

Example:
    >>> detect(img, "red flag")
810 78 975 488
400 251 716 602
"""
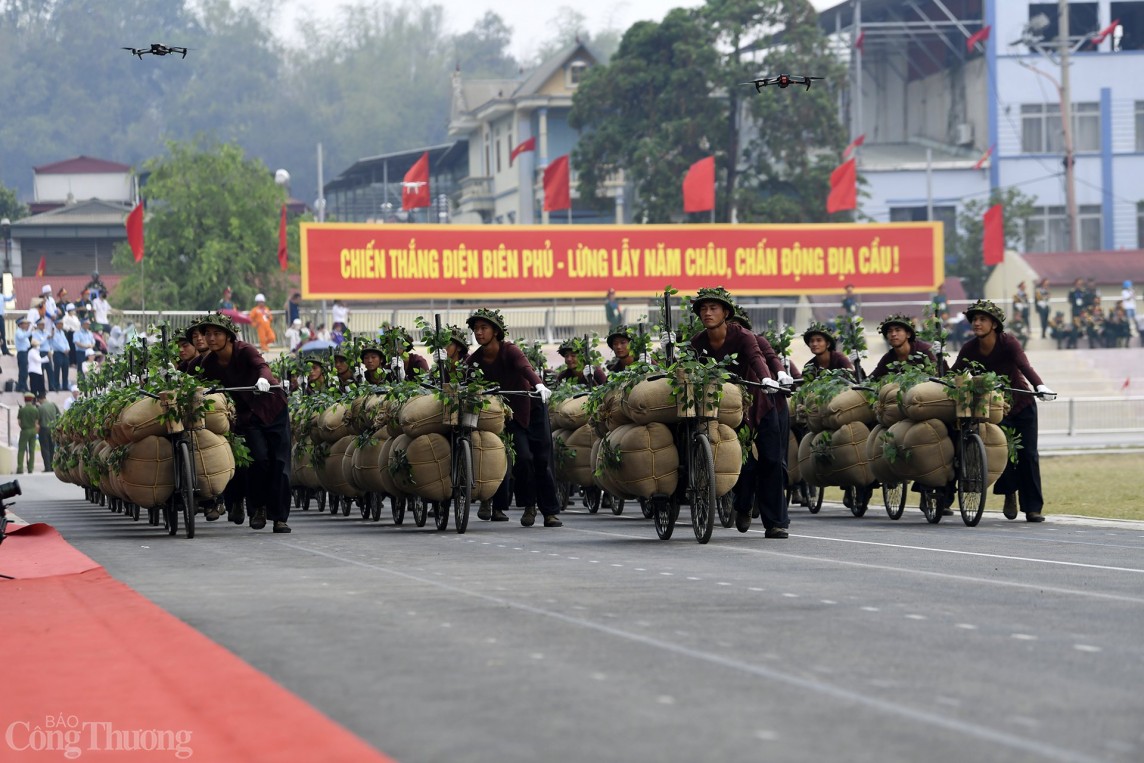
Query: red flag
682 156 715 214
842 134 866 159
543 155 570 212
1092 19 1119 45
35 256 46 277
126 201 144 263
973 144 994 170
966 25 990 52
826 158 857 214
983 204 1004 266
509 136 536 166
854 31 865 52
401 152 431 210
277 203 288 272
1121 377 1131 391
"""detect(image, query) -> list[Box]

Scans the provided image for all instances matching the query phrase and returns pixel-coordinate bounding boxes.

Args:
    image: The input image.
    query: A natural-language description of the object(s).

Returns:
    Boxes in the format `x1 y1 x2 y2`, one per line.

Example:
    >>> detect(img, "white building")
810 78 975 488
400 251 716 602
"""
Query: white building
819 0 1144 252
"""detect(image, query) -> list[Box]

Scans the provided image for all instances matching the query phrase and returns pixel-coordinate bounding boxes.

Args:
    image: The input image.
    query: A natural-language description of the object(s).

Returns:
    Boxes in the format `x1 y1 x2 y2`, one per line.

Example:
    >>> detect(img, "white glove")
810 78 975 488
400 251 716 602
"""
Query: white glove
761 377 781 390
434 348 448 362
849 350 862 362
255 377 271 394
1035 384 1056 402
583 365 594 381
390 356 403 372
658 331 673 346
535 383 552 404
777 371 794 386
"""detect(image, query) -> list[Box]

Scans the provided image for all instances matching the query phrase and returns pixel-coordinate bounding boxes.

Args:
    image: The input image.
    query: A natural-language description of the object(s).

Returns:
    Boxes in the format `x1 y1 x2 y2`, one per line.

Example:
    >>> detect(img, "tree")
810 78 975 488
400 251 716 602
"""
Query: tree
0 181 27 221
452 11 519 77
569 9 723 223
949 188 1036 299
110 138 292 311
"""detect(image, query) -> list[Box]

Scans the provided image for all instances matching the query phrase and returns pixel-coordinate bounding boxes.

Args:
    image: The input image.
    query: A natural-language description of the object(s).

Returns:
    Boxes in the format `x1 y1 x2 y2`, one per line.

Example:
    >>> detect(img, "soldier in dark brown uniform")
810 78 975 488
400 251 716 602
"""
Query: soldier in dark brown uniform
868 314 937 381
801 323 854 382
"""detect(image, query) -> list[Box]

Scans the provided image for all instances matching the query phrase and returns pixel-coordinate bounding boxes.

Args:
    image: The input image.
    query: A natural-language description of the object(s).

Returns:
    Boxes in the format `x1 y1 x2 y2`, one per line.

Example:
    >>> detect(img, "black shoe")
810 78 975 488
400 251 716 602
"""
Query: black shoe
764 527 789 539
228 501 245 524
543 514 563 527
521 505 537 527
491 508 509 521
250 506 267 530
478 502 491 521
272 521 292 533
735 511 752 533
1025 511 1045 523
1003 493 1018 520
941 507 954 516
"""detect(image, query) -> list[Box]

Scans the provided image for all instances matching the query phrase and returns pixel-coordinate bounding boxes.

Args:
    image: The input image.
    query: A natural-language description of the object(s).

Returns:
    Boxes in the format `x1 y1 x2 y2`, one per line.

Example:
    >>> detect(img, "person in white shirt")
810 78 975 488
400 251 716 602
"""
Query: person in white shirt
41 284 58 321
62 303 81 333
27 338 46 396
331 299 349 329
285 318 303 352
63 385 79 411
1122 280 1137 327
91 291 112 331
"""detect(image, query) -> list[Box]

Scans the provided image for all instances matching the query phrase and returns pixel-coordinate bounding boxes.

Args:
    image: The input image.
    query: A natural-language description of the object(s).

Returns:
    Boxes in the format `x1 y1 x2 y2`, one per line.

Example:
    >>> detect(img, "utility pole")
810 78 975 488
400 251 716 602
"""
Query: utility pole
1058 0 1078 251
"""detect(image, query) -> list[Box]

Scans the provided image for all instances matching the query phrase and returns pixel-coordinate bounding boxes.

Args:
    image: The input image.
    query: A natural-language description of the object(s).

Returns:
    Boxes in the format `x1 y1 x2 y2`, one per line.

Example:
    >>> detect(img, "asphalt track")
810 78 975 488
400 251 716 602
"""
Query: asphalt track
8 473 1144 763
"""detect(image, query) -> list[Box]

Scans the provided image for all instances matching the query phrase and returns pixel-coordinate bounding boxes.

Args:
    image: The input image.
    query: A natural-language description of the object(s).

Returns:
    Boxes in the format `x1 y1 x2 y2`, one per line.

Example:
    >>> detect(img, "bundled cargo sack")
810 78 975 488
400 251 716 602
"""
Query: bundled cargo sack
705 422 742 497
555 424 595 487
874 383 905 427
786 431 801 485
552 428 573 482
623 377 677 425
319 403 352 443
470 429 508 501
292 445 320 489
904 381 956 424
591 388 632 437
110 397 166 445
399 394 451 439
191 429 235 499
476 395 508 434
979 421 1009 487
352 437 391 493
818 421 872 488
823 389 876 429
399 433 452 503
801 400 826 433
119 435 175 508
608 422 679 499
378 435 406 497
797 432 819 487
342 438 365 492
866 424 897 484
592 432 628 497
307 412 323 444
319 435 361 496
895 418 954 487
198 392 234 435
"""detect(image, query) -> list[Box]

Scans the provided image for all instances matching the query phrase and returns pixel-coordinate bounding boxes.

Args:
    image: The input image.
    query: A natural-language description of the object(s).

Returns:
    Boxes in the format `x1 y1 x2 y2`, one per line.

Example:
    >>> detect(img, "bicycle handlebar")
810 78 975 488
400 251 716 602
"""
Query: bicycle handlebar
928 376 1054 400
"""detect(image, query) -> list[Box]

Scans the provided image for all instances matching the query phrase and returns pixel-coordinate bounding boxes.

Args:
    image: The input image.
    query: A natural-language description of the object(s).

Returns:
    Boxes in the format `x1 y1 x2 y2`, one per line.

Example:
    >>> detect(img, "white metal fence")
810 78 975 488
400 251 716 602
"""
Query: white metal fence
1038 396 1144 436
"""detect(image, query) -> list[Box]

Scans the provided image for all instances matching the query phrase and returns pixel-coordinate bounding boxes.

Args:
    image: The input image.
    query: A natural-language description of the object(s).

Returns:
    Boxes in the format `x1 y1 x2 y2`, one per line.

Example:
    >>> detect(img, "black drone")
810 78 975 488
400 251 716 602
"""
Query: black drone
122 43 188 59
741 74 823 92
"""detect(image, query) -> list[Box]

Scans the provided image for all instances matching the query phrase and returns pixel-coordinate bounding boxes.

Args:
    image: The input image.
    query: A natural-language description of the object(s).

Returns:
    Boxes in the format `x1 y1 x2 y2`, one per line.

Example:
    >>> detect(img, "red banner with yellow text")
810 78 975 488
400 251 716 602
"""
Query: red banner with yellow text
300 222 943 300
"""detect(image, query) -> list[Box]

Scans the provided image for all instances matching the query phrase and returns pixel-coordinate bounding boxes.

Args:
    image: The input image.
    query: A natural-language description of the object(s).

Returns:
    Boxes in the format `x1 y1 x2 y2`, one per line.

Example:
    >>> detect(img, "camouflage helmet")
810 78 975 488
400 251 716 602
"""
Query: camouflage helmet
802 321 837 352
192 312 238 341
606 325 635 348
964 299 1006 329
691 286 736 316
729 305 752 330
467 307 506 339
557 339 576 356
447 324 470 351
878 313 916 340
359 340 384 358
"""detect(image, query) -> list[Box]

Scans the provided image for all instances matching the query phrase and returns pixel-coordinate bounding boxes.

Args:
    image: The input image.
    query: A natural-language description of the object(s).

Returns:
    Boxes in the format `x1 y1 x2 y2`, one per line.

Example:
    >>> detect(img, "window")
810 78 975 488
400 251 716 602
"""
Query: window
1137 101 1144 152
569 60 588 86
484 130 491 176
1110 3 1144 51
1028 4 1098 47
1020 103 1100 153
1026 204 1102 252
495 127 502 174
1138 202 1144 248
889 205 957 257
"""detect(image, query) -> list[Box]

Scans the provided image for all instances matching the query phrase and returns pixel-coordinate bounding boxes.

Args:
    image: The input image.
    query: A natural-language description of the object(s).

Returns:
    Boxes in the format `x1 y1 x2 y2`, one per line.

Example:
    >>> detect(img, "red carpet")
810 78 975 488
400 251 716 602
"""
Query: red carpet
1 525 398 762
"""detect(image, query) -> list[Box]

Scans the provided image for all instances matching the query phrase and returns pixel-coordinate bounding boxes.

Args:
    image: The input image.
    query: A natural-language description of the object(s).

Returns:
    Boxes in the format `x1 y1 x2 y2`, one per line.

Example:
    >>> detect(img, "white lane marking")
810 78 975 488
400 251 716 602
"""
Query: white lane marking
956 623 978 630
821 599 837 604
687 576 701 581
1074 644 1102 653
749 587 765 592
905 614 926 620
861 606 880 612
1011 634 1038 641
281 542 1103 763
716 581 731 586
782 593 799 598
656 695 675 705
754 730 778 741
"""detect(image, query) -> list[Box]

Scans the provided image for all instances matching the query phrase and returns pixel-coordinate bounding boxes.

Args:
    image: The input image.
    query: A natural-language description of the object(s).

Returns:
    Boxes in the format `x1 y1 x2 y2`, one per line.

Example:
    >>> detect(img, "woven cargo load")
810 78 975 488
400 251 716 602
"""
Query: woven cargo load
292 445 320 489
786 431 800 486
342 438 365 492
110 397 166 445
378 435 406 497
903 381 956 424
822 389 876 430
980 421 1009 487
118 435 175 508
817 421 873 488
397 433 452 503
398 394 451 439
874 383 905 427
477 395 508 434
554 425 595 486
888 419 954 487
606 422 678 499
470 429 508 501
351 438 390 493
866 424 896 484
591 388 632 437
551 395 589 431
623 377 676 425
319 403 352 443
191 429 235 499
705 422 742 498
801 400 826 433
591 433 626 497
797 432 818 487
102 467 125 500
318 435 361 496
200 393 234 435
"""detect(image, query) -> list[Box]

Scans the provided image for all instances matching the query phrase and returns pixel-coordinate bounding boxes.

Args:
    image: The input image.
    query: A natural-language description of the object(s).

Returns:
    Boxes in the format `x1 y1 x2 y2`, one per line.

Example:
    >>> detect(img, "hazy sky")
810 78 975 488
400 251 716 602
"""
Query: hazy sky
273 1 837 60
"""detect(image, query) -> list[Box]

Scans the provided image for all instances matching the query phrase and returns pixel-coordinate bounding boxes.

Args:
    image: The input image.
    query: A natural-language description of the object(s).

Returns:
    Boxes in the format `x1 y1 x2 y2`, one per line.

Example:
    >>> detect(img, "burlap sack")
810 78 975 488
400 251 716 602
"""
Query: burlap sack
797 431 819 487
102 467 124 500
898 418 954 487
623 377 677 425
402 433 452 503
292 445 320 489
705 421 741 497
820 421 872 487
866 424 896 484
378 435 405 496
201 393 233 435
319 435 361 496
119 435 175 508
904 381 956 424
875 383 905 427
823 388 876 429
552 428 573 481
609 422 678 499
110 397 166 445
592 429 629 497
342 439 365 492
787 431 801 486
560 396 590 431
980 421 1009 487
884 421 916 481
399 394 451 439
555 425 595 486
308 412 323 444
591 388 632 437
803 400 826 433
986 391 1007 425
470 430 508 501
319 403 352 443
352 438 390 493
477 395 507 434
191 429 235 499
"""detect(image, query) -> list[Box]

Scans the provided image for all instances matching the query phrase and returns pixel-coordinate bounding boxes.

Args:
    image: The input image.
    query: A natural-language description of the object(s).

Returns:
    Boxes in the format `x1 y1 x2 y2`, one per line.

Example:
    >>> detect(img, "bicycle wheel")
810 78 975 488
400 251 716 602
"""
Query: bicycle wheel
165 496 178 535
717 492 735 528
411 496 428 527
584 487 602 514
391 494 405 525
176 441 195 539
849 485 870 518
342 496 352 516
653 496 678 540
882 481 907 520
611 496 625 516
359 495 370 519
958 432 988 527
434 498 449 531
640 497 653 519
453 439 472 534
690 435 716 544
556 480 571 509
920 490 943 524
808 485 823 514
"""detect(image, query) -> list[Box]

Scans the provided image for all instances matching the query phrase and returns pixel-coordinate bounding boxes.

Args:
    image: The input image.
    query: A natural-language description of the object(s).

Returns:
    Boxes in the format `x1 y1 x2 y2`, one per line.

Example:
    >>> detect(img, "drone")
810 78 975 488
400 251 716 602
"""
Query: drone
122 43 188 59
741 74 823 92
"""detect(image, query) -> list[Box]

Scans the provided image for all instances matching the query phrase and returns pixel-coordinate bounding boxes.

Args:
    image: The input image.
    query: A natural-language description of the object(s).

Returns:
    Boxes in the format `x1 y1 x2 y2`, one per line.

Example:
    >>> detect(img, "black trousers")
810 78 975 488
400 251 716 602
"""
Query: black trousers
733 406 790 529
493 411 560 516
233 406 293 522
993 403 1043 514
